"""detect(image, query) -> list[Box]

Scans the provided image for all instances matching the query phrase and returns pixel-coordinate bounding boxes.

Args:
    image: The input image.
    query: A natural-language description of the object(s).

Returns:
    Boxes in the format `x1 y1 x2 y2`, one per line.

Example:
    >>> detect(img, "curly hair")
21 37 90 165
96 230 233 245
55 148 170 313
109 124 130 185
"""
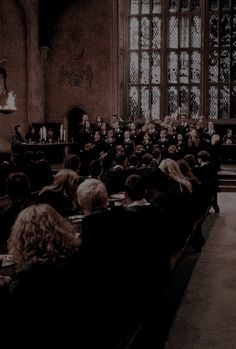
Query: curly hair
39 169 80 209
8 204 81 266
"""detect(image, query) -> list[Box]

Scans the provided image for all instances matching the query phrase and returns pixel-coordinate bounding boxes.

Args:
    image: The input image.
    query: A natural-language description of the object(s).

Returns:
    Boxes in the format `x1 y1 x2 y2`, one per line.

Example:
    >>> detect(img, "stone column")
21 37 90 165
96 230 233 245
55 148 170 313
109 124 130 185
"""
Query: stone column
18 0 45 124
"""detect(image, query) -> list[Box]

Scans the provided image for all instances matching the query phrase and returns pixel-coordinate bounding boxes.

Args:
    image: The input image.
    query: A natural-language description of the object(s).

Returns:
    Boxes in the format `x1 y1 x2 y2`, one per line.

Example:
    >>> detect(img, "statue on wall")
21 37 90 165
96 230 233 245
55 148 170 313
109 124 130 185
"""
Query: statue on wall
0 58 17 113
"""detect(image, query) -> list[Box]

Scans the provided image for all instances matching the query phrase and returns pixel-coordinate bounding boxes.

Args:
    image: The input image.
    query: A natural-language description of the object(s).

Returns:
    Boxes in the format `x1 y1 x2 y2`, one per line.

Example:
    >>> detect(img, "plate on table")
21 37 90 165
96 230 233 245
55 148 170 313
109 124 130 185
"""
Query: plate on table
109 193 125 201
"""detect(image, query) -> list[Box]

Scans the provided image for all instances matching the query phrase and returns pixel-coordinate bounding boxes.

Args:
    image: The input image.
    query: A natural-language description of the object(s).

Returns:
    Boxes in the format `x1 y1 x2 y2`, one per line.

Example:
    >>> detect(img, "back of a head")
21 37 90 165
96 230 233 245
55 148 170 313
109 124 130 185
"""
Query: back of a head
24 151 35 163
8 203 80 266
159 158 179 177
89 159 103 178
54 168 80 191
63 154 81 171
197 150 210 163
77 178 108 215
35 151 45 161
124 174 145 202
184 154 196 168
177 159 191 177
129 154 139 167
142 153 153 166
115 152 127 166
6 172 30 200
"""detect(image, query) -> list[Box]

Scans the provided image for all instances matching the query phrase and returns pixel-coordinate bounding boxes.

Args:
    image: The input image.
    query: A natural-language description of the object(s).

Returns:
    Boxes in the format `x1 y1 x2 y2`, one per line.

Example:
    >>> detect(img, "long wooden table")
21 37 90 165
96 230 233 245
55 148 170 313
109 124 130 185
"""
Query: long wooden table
16 142 75 163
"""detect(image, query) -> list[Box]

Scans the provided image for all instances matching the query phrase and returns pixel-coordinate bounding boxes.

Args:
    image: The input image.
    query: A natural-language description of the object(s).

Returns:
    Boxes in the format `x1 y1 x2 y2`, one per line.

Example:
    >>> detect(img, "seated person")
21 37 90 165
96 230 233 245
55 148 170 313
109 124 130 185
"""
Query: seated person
222 128 236 144
6 204 84 346
38 169 80 216
11 125 25 153
0 172 32 246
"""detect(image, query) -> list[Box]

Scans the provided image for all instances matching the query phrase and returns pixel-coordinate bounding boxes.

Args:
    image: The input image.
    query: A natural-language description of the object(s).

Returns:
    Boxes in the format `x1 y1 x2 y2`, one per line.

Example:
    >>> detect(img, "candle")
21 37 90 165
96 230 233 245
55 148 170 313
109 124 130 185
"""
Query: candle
42 126 47 140
60 125 63 141
63 129 66 142
40 128 43 141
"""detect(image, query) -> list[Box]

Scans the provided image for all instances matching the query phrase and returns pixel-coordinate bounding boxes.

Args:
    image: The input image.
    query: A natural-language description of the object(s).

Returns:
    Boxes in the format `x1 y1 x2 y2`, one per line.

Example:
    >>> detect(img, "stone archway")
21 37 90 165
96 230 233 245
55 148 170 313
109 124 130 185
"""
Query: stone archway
67 107 86 142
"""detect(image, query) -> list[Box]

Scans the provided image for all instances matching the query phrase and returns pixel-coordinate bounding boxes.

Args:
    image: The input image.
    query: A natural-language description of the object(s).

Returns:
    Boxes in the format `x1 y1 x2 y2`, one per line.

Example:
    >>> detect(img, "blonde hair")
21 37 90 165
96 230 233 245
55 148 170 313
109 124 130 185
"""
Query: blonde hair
8 204 80 266
159 158 192 193
77 178 108 215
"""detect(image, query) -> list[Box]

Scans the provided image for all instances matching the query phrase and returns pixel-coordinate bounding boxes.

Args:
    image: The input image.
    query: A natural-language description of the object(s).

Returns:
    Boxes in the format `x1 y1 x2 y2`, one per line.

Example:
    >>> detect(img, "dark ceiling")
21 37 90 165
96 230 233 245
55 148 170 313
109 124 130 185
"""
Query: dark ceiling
38 0 76 46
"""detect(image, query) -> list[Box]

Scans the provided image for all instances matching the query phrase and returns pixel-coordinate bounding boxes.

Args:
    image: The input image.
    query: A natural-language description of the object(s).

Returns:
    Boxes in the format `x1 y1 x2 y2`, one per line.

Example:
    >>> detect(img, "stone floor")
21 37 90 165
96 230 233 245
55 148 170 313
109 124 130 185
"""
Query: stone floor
164 192 236 349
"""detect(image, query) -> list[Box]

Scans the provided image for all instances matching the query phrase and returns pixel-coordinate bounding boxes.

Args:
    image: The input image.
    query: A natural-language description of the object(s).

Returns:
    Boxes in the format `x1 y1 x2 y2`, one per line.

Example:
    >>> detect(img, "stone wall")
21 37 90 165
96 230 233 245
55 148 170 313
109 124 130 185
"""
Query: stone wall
0 0 118 150
45 0 116 129
0 0 27 149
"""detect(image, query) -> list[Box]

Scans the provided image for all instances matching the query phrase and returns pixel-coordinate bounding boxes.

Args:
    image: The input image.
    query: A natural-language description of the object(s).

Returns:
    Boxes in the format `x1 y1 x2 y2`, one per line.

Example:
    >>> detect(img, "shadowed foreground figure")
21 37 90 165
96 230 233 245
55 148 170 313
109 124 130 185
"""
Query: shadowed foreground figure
2 204 105 348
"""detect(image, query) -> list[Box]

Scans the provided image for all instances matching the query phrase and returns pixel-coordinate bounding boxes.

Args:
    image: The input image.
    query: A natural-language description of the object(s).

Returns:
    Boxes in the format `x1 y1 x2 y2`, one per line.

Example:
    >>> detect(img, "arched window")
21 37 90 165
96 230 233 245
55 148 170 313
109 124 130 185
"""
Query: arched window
125 0 236 120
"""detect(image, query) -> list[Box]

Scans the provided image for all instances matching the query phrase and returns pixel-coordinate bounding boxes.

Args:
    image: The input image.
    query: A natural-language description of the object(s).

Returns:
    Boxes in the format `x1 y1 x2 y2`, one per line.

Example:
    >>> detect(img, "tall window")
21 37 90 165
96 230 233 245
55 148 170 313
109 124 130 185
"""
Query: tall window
167 0 201 119
129 0 162 120
208 0 236 119
127 0 236 120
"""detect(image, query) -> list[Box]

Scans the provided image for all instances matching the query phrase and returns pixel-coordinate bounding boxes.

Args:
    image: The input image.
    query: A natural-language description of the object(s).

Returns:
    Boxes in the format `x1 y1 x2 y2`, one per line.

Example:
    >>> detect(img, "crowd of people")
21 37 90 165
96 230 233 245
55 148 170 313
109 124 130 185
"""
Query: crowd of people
0 114 223 347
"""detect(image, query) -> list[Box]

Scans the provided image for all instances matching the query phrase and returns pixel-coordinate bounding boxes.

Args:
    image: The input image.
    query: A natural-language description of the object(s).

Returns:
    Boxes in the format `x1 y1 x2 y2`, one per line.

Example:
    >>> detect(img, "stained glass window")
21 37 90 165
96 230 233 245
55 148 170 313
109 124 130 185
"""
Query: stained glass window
167 0 202 118
129 1 162 119
128 0 236 120
208 2 236 119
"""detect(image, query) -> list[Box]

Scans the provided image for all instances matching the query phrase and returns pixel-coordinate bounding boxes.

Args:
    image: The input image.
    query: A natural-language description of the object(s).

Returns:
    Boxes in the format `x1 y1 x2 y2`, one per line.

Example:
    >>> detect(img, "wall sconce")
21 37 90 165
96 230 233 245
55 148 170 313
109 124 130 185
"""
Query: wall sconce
0 59 17 114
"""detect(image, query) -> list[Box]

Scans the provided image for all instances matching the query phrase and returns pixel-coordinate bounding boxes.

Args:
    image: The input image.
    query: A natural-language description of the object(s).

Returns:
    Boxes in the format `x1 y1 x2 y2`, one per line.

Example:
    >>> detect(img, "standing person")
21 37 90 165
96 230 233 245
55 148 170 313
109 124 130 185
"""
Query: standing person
11 125 25 155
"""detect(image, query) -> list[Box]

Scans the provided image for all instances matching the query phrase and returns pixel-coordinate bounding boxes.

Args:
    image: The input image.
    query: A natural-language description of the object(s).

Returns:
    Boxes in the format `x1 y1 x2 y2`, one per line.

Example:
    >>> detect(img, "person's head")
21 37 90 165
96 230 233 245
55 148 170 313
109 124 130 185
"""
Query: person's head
15 125 22 134
168 145 177 154
107 129 114 138
129 154 139 167
94 131 101 141
208 121 214 130
101 122 107 132
115 144 124 154
164 115 170 124
124 130 130 140
115 152 127 167
160 129 167 138
24 151 35 163
152 147 161 161
96 115 103 124
143 132 150 142
184 154 196 168
177 133 183 142
180 114 187 124
227 128 233 136
35 151 45 161
142 153 153 166
84 120 90 130
114 121 120 129
177 159 191 177
40 169 80 207
124 174 146 202
82 114 89 123
8 204 80 266
197 150 210 164
130 122 136 131
77 178 108 215
159 158 192 192
189 128 198 139
63 154 81 172
89 159 103 179
6 172 30 200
